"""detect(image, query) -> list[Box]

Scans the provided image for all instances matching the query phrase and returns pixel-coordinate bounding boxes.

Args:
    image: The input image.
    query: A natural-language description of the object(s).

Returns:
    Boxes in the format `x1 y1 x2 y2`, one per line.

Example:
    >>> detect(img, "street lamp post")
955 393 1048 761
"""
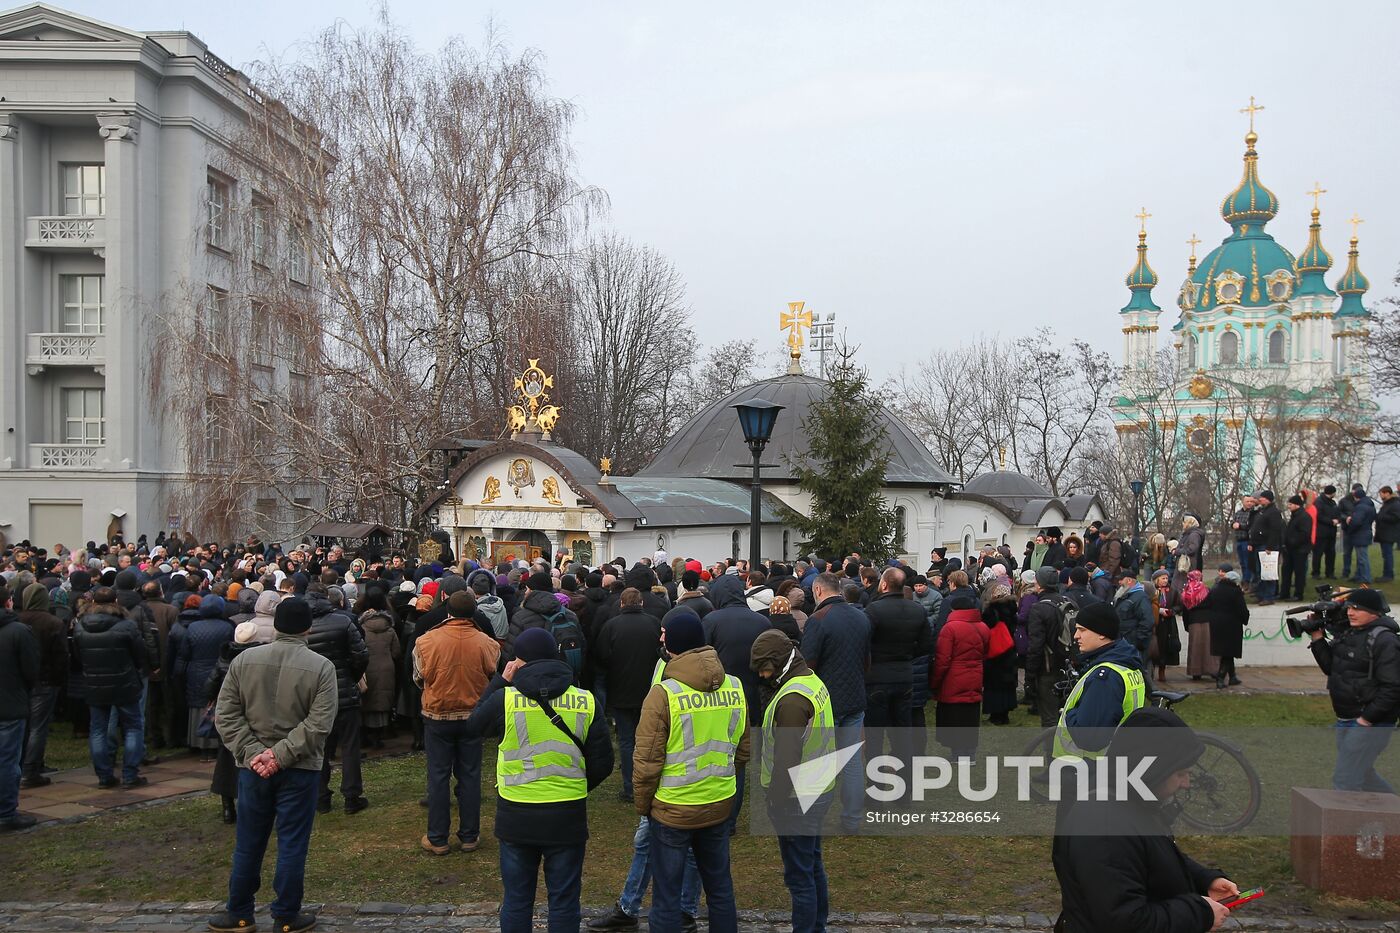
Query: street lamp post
733 398 783 571
1129 479 1146 545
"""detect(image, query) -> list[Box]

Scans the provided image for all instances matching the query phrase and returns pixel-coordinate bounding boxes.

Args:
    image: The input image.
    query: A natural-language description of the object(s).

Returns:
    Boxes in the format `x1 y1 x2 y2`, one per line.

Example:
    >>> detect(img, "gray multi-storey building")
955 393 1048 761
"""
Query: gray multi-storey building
0 3 319 549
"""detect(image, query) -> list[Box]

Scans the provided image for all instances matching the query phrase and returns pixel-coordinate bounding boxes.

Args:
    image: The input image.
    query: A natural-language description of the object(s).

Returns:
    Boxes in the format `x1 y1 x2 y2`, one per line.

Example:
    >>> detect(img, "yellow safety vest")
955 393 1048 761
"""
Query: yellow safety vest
759 672 835 794
1052 661 1146 759
654 675 747 806
497 685 596 803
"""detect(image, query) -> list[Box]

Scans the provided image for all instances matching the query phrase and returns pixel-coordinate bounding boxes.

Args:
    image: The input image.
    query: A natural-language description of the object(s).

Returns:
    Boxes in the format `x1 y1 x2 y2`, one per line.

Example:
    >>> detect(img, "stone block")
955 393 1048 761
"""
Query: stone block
1291 787 1400 900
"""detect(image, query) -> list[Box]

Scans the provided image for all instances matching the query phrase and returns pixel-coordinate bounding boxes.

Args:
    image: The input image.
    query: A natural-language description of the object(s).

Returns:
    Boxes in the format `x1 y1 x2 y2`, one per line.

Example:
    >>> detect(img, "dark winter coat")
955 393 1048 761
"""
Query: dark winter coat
1249 505 1285 551
1026 590 1072 675
0 609 39 720
1284 508 1314 552
1310 615 1400 723
18 584 67 688
980 595 1021 716
702 590 772 725
504 590 582 662
75 606 146 707
930 608 989 704
174 599 235 707
865 591 933 685
1193 580 1249 659
1115 583 1155 653
306 594 369 708
142 596 178 683
662 592 714 625
1176 527 1205 572
359 610 401 714
800 595 870 719
591 608 663 711
1314 494 1341 539
1344 494 1376 546
1375 496 1400 545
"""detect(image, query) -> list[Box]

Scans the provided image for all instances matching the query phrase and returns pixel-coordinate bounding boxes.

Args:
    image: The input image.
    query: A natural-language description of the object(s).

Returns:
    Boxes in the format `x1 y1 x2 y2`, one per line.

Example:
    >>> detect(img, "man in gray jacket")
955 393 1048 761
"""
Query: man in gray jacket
209 597 338 933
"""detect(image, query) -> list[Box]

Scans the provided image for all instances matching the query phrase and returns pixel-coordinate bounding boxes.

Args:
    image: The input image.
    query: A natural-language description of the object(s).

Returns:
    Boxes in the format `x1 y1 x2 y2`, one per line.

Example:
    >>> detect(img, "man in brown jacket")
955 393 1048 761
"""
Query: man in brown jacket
141 581 178 748
413 590 501 854
633 614 748 933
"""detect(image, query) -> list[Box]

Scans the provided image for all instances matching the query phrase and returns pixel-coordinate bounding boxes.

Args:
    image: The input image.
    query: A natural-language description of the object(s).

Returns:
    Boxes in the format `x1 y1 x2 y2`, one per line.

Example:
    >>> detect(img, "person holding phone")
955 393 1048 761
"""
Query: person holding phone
1053 707 1240 932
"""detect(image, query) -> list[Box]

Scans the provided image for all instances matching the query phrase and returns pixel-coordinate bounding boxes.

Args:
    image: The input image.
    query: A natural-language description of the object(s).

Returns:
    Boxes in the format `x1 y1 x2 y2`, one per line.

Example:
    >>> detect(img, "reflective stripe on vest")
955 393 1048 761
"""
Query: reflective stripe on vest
1052 661 1146 759
497 686 596 802
651 658 666 686
759 672 836 794
654 674 746 805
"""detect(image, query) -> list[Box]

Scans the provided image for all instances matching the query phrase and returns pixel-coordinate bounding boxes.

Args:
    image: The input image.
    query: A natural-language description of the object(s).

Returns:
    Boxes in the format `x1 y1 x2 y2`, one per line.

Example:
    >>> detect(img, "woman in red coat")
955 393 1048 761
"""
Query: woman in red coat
931 597 991 759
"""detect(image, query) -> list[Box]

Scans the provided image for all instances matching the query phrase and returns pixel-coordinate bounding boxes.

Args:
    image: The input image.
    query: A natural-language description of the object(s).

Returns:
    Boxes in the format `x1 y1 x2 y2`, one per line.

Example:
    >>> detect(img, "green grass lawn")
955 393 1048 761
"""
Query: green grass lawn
5 693 1396 920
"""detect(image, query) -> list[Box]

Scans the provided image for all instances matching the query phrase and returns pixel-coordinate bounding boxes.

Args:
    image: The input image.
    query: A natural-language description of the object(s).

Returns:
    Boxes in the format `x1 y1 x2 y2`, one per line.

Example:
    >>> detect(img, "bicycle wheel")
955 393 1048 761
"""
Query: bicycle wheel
1022 726 1057 804
1174 732 1262 834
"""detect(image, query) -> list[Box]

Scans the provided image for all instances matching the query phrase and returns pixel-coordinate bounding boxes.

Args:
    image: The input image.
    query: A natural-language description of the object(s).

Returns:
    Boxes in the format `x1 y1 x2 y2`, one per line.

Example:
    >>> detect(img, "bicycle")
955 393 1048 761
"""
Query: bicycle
1021 665 1262 833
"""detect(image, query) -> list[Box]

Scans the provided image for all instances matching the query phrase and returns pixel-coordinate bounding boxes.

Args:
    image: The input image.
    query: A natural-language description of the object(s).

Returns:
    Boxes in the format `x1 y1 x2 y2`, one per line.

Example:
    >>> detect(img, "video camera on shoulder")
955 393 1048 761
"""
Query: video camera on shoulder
1284 584 1350 639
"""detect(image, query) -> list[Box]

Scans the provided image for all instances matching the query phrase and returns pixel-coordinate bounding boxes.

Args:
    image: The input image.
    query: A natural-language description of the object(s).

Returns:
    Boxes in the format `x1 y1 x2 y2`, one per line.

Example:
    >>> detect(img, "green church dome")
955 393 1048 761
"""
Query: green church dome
1294 205 1336 298
1120 228 1161 313
1219 132 1279 228
1335 233 1370 318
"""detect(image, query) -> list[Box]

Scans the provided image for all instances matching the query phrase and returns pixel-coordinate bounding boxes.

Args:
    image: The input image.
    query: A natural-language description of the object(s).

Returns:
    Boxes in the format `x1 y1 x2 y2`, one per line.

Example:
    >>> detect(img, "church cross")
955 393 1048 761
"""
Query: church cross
1239 96 1265 133
781 301 812 350
1135 207 1152 233
1186 233 1201 256
1349 213 1365 239
1307 182 1327 211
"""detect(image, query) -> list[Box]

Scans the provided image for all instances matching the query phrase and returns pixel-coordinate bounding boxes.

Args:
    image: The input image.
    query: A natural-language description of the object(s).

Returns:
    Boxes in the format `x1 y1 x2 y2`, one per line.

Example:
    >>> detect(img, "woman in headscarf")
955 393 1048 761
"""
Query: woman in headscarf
206 621 262 823
1179 569 1213 681
980 582 1020 725
1149 569 1182 684
173 594 233 760
1198 571 1249 689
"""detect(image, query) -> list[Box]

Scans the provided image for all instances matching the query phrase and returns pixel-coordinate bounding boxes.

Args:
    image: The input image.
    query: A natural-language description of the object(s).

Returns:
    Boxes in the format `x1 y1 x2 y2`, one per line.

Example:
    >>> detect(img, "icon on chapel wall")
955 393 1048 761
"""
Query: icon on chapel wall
507 359 563 439
481 476 501 504
418 538 442 562
542 476 564 506
508 458 536 496
463 535 487 561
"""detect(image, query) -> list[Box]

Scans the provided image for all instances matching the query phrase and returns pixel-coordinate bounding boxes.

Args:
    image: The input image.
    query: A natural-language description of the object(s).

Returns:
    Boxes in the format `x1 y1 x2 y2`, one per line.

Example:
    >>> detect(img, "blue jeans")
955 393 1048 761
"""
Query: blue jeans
649 819 737 933
834 711 865 830
614 708 639 798
227 766 320 922
423 719 482 846
498 840 584 933
1342 540 1355 578
1234 541 1252 584
1353 545 1373 583
107 680 146 758
1254 577 1278 603
24 685 60 778
1381 541 1395 579
1333 720 1396 793
0 718 24 820
775 791 832 933
88 699 144 783
618 816 700 917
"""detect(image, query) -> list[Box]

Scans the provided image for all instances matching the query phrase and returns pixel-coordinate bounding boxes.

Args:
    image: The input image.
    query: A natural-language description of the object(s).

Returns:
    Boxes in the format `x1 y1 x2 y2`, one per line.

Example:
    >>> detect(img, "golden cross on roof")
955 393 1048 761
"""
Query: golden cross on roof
1348 213 1365 239
781 300 812 352
1186 233 1201 256
1307 182 1327 211
1239 95 1265 133
1135 207 1151 234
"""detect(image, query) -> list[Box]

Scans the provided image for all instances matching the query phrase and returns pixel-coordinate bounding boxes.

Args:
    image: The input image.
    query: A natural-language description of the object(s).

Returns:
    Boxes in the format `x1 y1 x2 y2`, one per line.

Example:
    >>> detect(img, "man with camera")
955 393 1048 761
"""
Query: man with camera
1307 589 1400 793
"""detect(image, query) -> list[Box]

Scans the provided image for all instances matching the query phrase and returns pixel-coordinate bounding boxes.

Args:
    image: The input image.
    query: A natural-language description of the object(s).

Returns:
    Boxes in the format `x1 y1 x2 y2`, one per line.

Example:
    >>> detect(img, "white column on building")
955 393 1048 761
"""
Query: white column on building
96 113 140 470
0 114 19 471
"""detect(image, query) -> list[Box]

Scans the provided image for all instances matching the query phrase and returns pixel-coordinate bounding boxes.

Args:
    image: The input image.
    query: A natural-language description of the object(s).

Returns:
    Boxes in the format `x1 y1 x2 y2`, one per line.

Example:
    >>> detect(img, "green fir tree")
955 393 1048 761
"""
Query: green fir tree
786 348 898 560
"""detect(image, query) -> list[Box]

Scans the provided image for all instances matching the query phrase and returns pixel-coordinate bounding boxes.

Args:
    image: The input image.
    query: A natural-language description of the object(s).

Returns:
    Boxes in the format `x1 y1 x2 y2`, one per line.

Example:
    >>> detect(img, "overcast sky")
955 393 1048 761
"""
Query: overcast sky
62 0 1400 380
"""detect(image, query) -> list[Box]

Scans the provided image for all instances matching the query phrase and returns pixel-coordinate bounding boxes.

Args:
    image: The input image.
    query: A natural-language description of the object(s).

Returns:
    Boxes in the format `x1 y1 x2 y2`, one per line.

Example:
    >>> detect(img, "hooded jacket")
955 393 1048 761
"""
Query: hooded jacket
174 596 234 704
1114 582 1154 652
1062 638 1148 755
464 658 613 846
141 594 178 683
1310 615 1400 723
75 604 146 707
19 582 67 688
634 645 751 830
750 630 818 807
931 607 989 704
0 608 39 720
306 593 369 709
250 590 281 644
504 589 582 661
663 589 714 624
1053 708 1227 933
359 609 401 714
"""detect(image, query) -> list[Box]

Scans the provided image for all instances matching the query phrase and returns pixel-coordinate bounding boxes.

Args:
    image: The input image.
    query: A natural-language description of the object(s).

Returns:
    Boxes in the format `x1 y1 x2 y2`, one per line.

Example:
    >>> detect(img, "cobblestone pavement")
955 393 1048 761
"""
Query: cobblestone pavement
0 902 1390 932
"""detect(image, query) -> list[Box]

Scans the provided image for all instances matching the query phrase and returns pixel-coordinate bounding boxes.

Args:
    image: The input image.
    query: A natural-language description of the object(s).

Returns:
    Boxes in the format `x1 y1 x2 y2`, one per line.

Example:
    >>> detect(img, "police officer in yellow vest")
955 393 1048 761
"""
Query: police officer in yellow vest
463 627 613 933
1053 601 1148 761
750 629 836 933
633 613 749 933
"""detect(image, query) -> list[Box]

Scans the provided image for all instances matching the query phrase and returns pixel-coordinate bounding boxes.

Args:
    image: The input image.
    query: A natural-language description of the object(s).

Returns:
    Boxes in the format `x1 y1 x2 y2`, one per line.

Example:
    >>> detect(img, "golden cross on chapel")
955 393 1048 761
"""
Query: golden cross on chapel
1239 96 1265 134
1349 213 1365 239
1307 182 1327 211
1135 207 1152 234
781 300 812 373
1186 233 1201 255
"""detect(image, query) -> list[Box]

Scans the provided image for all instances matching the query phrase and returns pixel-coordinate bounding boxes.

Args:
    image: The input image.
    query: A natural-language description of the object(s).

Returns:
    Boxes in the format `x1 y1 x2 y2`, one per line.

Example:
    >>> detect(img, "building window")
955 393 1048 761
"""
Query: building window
1335 337 1347 374
895 506 908 552
62 164 105 216
1268 329 1286 364
731 529 741 561
251 199 272 266
289 371 311 411
1186 334 1198 369
205 395 231 463
287 222 310 284
207 175 231 250
1219 330 1239 365
60 274 105 333
206 286 236 356
62 388 104 444
782 530 790 562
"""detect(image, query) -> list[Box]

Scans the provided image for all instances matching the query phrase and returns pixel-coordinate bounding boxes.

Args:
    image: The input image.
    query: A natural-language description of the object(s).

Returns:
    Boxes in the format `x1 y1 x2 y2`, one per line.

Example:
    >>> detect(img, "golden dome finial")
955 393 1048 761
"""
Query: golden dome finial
1239 95 1265 136
1186 233 1201 274
781 301 812 375
1307 182 1327 215
1348 213 1365 245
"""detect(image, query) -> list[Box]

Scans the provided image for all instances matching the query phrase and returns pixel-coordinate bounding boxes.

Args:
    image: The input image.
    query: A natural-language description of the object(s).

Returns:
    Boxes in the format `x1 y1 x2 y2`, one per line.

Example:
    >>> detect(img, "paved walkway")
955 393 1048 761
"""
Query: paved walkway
17 667 1322 827
0 902 1386 932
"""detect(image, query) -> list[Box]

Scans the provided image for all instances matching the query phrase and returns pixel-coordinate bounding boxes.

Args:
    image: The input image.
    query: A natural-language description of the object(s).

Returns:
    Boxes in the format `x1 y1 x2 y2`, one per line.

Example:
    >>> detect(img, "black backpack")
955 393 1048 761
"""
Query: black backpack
544 607 585 683
1043 594 1081 670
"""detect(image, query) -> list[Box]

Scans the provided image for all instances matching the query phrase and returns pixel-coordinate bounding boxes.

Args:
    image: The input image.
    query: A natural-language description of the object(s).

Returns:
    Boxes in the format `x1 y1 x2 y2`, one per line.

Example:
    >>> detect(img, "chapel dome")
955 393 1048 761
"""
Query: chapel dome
638 372 957 485
962 470 1052 502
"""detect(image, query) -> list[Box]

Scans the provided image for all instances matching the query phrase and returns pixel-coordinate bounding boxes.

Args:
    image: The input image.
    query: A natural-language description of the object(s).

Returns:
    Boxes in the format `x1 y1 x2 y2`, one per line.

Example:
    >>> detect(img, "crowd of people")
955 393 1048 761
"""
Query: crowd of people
0 515 1396 933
